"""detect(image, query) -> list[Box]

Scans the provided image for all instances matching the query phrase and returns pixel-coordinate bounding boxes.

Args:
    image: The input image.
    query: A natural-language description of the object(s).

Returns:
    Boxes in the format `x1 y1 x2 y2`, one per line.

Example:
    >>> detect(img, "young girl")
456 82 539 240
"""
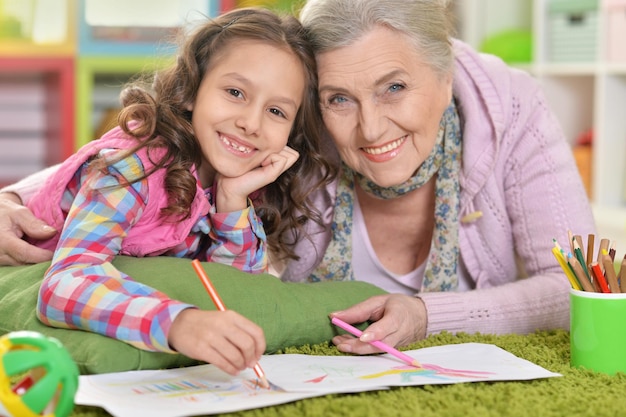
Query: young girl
29 8 334 376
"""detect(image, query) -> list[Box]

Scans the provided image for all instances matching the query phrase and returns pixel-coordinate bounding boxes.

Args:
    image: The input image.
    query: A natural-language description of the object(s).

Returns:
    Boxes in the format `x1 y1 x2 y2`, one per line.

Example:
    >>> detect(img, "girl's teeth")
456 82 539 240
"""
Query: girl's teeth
222 136 252 153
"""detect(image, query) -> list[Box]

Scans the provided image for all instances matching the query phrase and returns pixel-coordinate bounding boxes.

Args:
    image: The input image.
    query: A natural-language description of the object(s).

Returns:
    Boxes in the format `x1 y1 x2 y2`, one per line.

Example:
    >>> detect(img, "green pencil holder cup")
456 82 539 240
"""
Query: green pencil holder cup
570 289 626 375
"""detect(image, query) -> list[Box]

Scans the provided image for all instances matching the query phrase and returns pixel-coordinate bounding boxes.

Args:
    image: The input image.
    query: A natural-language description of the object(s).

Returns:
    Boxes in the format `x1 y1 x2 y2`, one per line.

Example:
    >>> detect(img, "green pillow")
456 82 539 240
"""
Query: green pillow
0 256 386 375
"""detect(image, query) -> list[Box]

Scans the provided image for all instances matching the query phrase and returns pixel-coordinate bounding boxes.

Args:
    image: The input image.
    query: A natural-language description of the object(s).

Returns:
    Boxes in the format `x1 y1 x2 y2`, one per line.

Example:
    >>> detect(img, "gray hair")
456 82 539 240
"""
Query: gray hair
299 0 455 77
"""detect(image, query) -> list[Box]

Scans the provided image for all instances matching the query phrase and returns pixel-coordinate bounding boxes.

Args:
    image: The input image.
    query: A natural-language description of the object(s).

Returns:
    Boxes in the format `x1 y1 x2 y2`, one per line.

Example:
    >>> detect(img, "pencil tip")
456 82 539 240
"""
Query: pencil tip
412 360 422 368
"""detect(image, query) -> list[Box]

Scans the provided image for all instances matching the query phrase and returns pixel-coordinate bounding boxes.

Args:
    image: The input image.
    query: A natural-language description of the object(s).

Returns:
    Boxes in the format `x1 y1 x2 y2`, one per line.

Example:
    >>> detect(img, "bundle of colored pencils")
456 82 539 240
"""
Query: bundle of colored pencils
552 231 626 293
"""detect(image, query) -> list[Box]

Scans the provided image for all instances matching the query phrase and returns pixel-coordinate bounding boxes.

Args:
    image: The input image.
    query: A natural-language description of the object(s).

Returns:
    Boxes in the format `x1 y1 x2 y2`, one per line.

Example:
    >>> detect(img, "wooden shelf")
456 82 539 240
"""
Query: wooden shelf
75 55 173 149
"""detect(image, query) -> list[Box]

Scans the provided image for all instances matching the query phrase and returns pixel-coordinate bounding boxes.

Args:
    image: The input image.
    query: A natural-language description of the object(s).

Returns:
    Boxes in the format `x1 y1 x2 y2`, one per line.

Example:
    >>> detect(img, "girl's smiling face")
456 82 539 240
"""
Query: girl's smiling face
190 39 306 187
316 26 452 187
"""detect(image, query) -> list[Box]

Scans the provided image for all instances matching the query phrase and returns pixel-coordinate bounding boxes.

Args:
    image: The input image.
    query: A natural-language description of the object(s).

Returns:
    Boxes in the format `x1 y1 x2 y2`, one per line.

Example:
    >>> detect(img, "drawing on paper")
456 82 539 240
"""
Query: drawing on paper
102 374 286 406
359 363 494 382
75 343 561 417
301 362 494 385
130 378 282 396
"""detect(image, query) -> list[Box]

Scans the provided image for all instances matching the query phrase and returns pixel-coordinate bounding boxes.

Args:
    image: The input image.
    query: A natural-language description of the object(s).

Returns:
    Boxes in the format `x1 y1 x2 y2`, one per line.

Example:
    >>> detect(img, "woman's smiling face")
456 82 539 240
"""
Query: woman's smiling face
316 26 452 187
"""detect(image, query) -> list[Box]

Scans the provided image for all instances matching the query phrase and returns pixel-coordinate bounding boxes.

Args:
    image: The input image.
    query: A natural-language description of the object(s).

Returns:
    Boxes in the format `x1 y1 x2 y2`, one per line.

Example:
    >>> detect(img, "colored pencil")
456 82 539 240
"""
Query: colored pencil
191 259 270 389
568 230 575 255
597 239 610 271
590 262 611 293
331 316 422 368
609 242 616 262
552 246 581 290
619 255 626 293
567 253 595 292
589 263 602 292
574 235 584 262
586 233 595 267
572 239 590 281
602 255 621 293
552 238 566 257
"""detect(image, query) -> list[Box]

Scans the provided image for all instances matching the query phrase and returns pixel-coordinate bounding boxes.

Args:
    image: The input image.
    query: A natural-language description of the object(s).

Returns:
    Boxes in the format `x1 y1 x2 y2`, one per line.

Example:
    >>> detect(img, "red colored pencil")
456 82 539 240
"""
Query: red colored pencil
191 259 270 388
590 262 611 293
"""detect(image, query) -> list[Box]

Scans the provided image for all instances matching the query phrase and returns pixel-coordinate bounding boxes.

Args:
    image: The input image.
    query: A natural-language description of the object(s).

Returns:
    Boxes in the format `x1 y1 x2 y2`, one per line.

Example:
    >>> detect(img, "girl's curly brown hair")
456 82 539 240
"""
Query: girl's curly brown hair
99 7 336 262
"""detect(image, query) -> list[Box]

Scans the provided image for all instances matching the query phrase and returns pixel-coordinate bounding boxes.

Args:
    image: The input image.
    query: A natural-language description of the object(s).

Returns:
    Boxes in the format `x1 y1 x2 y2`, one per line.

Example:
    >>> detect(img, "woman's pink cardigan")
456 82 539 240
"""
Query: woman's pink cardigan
281 40 597 336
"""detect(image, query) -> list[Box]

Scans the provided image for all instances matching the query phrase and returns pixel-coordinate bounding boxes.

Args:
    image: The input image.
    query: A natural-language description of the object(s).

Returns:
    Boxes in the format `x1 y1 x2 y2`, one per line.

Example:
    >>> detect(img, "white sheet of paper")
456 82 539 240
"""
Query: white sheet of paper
75 343 560 417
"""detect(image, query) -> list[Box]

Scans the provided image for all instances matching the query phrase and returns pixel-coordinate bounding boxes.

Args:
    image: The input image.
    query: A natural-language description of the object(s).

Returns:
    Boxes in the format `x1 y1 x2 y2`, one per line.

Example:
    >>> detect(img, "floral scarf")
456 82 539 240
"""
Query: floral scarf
310 99 462 293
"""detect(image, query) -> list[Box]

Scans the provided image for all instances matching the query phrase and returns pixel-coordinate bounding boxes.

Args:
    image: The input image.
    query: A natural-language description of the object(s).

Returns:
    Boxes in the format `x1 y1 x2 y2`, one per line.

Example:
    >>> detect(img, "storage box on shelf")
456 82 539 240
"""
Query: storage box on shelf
547 0 599 62
0 58 74 186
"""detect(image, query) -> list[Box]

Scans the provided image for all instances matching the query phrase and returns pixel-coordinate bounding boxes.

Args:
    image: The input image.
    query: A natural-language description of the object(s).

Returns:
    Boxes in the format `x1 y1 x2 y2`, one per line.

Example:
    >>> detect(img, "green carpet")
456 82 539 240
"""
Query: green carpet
66 330 625 417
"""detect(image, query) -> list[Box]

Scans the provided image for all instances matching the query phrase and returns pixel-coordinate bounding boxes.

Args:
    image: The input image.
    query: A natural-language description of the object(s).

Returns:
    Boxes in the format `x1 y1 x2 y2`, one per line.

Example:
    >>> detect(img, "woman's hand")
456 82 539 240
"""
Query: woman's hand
330 294 428 354
215 146 299 213
0 193 55 265
168 308 266 376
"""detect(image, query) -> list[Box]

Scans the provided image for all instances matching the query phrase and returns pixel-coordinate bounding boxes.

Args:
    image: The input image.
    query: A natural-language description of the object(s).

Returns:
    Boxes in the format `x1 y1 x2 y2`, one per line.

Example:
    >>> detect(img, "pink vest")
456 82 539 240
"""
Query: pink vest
27 126 210 256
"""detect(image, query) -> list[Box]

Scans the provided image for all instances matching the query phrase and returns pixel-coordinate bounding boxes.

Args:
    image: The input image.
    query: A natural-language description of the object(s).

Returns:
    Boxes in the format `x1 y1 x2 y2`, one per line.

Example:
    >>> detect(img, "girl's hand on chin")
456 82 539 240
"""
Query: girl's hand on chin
215 146 299 212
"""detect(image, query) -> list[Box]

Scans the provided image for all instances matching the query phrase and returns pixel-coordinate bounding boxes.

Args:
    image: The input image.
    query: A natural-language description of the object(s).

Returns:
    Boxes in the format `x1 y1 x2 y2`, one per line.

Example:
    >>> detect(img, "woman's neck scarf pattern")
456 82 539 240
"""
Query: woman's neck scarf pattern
310 99 462 293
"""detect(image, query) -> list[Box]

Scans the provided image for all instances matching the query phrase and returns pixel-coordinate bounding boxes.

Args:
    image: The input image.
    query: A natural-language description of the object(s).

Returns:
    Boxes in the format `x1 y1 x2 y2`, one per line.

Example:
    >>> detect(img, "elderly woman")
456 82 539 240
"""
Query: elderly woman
0 0 596 355
278 0 596 354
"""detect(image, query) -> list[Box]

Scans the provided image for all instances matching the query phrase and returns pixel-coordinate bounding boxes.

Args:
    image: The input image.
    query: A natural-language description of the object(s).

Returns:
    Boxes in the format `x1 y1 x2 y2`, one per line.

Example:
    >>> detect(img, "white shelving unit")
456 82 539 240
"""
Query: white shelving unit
456 0 626 244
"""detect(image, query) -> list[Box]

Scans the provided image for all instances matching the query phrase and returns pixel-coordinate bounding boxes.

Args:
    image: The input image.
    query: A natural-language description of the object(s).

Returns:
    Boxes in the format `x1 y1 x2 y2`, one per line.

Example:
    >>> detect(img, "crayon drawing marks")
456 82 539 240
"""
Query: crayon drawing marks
360 364 494 382
123 377 282 403
304 364 359 377
302 364 359 384
304 374 328 383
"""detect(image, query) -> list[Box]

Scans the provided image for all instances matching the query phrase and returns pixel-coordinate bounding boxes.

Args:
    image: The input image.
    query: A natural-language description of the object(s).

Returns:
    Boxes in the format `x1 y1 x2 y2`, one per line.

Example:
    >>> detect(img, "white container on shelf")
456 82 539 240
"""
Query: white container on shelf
605 0 626 62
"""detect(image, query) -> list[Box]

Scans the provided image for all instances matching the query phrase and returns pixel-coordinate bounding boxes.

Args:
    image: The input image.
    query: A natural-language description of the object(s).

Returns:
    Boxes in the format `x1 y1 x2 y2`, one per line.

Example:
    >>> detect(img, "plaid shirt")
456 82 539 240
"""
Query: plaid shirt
38 150 267 352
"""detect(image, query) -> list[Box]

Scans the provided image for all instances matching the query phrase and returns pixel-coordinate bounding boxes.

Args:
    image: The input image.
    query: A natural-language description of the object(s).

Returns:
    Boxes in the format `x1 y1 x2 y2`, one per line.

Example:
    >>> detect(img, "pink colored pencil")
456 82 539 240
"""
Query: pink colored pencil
331 317 421 368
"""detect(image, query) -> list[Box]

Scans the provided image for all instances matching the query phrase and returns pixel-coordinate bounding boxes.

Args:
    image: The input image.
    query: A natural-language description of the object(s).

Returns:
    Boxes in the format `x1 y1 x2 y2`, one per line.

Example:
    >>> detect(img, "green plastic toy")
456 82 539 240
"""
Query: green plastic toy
480 29 533 64
0 331 79 417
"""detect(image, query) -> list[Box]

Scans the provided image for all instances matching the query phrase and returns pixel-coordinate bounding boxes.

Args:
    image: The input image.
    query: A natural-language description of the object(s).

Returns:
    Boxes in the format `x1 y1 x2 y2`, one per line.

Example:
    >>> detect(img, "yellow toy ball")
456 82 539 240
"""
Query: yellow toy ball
0 331 78 417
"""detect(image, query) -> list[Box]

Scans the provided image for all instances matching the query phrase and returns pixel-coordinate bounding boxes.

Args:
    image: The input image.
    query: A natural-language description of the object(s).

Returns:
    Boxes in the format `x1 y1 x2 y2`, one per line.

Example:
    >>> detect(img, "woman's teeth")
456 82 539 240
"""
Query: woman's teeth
362 137 405 155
